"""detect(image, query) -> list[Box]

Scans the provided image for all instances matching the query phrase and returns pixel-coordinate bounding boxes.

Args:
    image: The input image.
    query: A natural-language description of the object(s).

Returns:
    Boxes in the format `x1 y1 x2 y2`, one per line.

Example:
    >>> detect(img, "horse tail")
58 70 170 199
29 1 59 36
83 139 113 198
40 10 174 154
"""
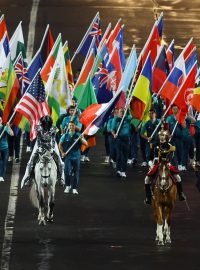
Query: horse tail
29 185 39 208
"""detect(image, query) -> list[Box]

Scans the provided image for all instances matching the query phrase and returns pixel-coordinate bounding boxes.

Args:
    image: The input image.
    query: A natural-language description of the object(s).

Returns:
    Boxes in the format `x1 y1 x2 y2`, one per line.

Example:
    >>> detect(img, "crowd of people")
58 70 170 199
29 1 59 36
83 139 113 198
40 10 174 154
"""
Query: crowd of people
0 95 199 199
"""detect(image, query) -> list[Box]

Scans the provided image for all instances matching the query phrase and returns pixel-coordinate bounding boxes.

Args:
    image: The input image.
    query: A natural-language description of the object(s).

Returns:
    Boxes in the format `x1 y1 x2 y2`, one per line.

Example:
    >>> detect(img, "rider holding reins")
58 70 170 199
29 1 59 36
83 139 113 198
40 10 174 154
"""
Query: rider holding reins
21 115 64 187
144 124 186 205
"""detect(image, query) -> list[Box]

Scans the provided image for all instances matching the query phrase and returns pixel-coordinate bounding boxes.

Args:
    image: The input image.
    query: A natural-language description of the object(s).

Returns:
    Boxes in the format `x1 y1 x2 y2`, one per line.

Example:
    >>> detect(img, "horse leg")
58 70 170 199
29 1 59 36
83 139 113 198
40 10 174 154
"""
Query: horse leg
38 189 46 226
47 187 55 222
156 206 164 245
164 207 172 244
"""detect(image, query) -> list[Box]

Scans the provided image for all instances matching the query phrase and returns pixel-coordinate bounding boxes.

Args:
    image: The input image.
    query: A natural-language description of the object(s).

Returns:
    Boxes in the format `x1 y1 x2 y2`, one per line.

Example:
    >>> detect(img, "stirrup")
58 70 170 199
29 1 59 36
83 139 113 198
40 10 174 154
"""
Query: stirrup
144 198 151 205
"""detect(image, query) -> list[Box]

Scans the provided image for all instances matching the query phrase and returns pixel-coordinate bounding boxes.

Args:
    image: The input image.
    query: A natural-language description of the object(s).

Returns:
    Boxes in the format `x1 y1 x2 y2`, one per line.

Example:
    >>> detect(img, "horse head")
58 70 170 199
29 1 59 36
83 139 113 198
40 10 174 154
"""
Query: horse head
157 162 171 192
38 151 53 184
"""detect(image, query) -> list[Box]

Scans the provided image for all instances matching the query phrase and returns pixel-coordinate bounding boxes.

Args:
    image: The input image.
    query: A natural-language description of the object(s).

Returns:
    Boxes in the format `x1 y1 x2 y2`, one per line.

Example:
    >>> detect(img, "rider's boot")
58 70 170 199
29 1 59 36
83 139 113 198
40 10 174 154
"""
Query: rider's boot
176 182 186 201
53 153 64 186
22 164 32 187
144 184 152 205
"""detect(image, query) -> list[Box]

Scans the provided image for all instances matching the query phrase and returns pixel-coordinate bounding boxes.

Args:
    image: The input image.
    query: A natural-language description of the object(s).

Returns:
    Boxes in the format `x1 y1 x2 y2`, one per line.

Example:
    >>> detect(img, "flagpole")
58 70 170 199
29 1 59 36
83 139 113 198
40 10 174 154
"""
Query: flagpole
71 12 99 63
168 121 178 142
39 24 50 50
155 38 193 98
166 39 174 54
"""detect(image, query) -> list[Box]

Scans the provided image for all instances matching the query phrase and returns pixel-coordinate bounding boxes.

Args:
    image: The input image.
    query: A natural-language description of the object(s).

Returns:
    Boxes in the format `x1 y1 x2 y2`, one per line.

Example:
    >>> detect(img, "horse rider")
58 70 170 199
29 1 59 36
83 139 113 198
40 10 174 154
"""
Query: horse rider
21 115 64 187
144 125 186 205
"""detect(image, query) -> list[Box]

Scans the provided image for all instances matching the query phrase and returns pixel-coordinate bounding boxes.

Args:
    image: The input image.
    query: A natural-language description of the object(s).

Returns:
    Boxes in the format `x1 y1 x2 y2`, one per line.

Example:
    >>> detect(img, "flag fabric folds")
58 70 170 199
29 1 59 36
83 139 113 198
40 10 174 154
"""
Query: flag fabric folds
2 58 20 123
152 46 170 93
15 70 50 140
130 54 152 121
80 90 123 135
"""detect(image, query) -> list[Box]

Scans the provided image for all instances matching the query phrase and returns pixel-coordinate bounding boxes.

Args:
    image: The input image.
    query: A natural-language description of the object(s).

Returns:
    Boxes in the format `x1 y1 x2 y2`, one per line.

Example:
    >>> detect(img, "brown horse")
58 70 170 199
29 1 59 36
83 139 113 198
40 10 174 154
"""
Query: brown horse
152 161 177 245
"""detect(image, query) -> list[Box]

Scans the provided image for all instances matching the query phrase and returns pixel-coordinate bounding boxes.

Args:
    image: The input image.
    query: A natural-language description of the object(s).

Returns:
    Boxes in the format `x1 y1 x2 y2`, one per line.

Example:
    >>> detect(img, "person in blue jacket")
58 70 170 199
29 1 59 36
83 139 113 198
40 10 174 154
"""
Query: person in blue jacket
59 121 88 195
111 108 132 178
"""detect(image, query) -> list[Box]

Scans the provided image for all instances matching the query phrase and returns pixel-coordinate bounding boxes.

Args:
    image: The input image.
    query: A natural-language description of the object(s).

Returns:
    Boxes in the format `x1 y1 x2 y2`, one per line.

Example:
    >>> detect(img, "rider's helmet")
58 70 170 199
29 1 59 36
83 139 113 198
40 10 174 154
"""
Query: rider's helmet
158 124 170 144
40 115 53 131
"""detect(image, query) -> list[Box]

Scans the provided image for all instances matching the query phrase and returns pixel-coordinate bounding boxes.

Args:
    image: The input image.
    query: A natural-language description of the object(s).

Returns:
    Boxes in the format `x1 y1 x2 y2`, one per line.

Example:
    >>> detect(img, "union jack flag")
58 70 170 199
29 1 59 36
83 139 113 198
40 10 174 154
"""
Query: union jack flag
90 17 102 47
14 53 30 94
79 15 102 56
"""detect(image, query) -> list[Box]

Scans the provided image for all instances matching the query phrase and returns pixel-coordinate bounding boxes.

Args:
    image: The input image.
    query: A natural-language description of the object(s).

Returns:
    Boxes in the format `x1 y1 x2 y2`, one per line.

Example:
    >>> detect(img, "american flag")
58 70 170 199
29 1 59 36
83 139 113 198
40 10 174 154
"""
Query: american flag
15 70 50 140
14 53 30 94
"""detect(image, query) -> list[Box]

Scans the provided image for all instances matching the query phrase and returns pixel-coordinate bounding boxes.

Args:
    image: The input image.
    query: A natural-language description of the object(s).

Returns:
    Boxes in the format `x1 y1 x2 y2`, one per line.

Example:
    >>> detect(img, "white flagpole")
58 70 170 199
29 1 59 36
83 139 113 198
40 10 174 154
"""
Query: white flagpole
39 24 50 50
71 12 99 63
166 39 174 54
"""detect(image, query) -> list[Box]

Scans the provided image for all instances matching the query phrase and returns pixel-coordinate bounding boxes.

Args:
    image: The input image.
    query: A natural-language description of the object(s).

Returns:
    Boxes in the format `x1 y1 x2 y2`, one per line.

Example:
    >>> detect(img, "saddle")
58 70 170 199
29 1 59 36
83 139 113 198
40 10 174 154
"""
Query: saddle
147 162 178 184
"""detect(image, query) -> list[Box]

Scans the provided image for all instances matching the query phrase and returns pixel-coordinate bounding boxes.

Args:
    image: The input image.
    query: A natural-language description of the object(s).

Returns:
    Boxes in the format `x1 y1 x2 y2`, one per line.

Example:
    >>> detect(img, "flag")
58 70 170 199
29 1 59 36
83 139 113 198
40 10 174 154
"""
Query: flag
166 40 174 71
63 41 74 86
78 76 97 111
45 43 72 125
15 70 50 140
157 12 163 40
2 59 20 123
130 53 152 121
12 49 43 131
190 87 200 112
40 25 54 65
0 15 8 41
40 34 61 84
119 45 137 92
28 49 43 80
73 49 95 99
14 52 30 94
9 21 27 65
152 46 170 93
93 61 114 103
0 33 10 73
141 23 161 67
114 27 126 70
79 14 101 56
107 20 121 53
185 47 198 75
80 90 123 135
173 62 196 110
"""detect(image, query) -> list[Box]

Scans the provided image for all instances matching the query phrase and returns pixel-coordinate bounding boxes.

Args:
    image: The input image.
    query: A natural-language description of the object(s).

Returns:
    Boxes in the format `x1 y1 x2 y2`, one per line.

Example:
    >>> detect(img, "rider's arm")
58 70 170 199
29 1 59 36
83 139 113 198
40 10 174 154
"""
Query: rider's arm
58 135 65 158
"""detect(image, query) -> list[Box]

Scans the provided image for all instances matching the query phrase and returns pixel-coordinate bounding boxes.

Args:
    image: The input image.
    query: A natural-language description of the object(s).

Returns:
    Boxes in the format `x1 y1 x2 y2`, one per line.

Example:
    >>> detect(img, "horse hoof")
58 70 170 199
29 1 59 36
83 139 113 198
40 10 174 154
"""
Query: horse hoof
47 218 53 223
165 239 171 244
157 240 164 246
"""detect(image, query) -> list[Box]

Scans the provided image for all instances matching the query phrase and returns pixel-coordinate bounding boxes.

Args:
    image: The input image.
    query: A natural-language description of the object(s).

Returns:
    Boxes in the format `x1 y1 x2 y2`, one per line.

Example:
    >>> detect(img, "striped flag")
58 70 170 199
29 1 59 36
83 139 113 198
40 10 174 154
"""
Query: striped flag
15 70 50 140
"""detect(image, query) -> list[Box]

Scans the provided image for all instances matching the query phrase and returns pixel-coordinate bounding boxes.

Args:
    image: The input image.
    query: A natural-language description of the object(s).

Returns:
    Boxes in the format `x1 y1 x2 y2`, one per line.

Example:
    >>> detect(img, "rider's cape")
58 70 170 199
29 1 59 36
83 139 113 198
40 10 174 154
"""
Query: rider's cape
147 163 179 177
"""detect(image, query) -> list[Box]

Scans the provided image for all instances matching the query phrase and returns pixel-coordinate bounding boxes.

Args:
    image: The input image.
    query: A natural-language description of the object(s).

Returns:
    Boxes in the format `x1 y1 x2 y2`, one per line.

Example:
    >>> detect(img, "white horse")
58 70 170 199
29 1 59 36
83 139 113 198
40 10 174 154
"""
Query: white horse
30 150 57 225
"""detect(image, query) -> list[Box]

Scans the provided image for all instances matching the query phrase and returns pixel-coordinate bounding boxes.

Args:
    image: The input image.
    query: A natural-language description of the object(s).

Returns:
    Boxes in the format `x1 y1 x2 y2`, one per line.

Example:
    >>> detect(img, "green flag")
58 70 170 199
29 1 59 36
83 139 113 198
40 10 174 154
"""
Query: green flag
78 76 97 111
